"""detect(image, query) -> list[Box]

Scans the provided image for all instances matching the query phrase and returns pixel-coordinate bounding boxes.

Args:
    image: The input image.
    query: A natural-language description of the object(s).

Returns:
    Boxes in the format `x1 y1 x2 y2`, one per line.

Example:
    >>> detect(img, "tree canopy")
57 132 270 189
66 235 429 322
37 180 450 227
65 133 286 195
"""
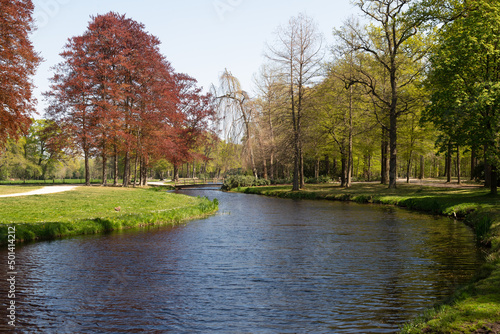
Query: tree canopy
0 0 41 148
1 1 499 193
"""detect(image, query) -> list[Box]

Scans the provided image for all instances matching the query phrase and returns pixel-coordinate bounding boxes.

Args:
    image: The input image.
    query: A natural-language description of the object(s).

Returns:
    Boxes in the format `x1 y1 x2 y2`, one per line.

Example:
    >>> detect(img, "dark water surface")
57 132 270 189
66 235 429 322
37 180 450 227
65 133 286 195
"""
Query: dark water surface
0 189 484 333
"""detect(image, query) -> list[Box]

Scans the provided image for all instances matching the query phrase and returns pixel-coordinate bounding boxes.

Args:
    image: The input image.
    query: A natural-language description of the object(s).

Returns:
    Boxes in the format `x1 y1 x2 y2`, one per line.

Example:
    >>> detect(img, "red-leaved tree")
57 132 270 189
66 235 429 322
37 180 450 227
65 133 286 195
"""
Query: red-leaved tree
46 12 215 186
165 73 217 182
0 0 41 149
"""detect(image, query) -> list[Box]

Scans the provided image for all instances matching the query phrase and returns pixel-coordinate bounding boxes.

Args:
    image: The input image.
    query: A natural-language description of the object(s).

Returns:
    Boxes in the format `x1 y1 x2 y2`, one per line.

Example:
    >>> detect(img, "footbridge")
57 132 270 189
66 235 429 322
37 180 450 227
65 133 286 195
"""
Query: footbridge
173 178 224 190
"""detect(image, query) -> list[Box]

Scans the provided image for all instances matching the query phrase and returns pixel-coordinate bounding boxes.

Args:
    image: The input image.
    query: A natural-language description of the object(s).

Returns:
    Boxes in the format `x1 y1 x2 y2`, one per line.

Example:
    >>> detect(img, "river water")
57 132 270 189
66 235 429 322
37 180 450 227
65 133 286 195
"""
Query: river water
0 189 484 333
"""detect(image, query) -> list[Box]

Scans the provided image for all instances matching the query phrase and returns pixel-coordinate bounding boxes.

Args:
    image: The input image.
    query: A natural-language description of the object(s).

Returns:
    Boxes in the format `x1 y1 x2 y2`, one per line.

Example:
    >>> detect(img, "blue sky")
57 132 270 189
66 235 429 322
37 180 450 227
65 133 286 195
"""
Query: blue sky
31 0 359 115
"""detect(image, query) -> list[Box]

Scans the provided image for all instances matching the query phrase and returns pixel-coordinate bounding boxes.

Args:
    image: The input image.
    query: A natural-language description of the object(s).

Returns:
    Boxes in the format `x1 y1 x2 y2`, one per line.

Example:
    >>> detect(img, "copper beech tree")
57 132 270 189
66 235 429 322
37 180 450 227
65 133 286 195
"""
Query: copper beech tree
45 12 215 186
165 73 217 183
0 0 41 148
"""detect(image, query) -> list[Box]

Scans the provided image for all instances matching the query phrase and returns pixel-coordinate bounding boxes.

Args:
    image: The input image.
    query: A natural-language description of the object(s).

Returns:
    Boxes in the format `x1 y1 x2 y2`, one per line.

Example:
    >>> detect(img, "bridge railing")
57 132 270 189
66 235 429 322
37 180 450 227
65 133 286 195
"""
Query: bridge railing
174 178 224 187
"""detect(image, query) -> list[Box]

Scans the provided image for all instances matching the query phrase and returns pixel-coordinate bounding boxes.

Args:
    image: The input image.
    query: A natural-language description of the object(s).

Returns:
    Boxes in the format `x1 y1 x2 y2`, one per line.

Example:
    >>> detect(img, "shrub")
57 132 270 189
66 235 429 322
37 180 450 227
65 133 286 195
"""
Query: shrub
254 178 271 187
222 175 271 190
271 177 293 185
305 176 332 184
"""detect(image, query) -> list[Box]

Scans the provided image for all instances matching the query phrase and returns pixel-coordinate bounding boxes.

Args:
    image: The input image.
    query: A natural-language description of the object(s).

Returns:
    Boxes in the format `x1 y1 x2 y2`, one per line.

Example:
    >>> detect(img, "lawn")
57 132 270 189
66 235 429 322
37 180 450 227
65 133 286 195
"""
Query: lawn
0 186 218 243
238 183 497 218
0 185 43 195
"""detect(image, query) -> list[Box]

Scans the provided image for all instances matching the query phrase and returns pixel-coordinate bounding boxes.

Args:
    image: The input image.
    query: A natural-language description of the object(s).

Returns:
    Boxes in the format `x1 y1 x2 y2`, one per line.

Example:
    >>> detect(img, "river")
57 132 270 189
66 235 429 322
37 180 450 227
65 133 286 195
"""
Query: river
0 189 484 333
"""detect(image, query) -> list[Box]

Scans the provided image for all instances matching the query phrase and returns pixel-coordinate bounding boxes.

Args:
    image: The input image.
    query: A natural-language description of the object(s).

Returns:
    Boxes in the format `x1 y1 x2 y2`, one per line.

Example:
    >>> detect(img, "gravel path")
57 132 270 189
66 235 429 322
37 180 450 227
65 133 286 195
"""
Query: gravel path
0 186 79 198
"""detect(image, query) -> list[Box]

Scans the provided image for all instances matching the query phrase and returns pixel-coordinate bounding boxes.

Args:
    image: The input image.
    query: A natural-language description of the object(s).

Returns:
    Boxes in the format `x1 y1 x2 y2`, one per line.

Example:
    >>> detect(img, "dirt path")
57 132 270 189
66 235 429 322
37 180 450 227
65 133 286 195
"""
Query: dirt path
0 186 79 198
400 178 484 188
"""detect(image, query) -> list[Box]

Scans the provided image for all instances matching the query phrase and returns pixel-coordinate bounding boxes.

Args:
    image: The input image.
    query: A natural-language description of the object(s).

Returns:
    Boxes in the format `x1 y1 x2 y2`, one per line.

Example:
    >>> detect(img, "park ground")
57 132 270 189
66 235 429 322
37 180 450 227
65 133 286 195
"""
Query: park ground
231 179 500 333
1 179 499 332
0 185 218 244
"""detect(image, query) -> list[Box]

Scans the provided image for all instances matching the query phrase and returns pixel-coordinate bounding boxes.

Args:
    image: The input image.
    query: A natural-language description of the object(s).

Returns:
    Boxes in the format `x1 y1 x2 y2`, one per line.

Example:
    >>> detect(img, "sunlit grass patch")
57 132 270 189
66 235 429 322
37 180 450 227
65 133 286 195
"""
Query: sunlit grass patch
0 187 218 243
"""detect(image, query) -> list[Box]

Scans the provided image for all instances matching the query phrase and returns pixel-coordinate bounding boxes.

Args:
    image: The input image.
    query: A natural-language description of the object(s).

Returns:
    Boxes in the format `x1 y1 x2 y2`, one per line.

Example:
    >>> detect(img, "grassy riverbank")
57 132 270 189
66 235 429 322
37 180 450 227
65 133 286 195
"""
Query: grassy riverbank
0 186 218 244
233 183 500 333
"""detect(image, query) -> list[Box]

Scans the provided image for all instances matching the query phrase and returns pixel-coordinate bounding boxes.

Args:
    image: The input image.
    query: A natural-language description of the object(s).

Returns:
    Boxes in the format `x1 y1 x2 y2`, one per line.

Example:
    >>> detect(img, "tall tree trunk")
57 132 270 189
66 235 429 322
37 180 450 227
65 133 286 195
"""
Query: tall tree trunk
457 145 461 185
367 155 372 181
444 154 448 178
381 138 386 184
346 143 352 188
256 130 268 180
381 128 389 185
300 148 304 188
134 154 139 188
419 155 425 180
263 158 268 180
290 57 300 191
269 112 275 182
84 149 90 187
292 117 300 191
406 154 412 184
485 144 492 188
293 149 300 191
340 155 347 187
173 164 179 183
270 153 274 181
446 143 452 183
315 158 320 179
389 112 398 189
485 162 492 188
433 156 437 178
273 159 278 180
141 156 148 186
346 85 354 188
491 165 498 195
363 155 368 181
123 151 130 187
470 146 476 181
113 145 119 186
102 152 108 186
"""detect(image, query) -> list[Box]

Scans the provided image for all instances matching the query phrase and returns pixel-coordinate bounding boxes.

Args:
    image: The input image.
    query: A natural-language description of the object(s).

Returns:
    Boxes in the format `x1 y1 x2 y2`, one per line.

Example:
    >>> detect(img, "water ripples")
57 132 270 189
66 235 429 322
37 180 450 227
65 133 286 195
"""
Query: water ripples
0 190 483 333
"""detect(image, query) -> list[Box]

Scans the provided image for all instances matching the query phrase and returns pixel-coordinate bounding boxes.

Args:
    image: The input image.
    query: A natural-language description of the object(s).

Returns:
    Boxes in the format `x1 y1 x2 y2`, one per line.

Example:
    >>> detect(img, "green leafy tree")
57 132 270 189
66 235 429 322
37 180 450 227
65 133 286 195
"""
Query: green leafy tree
336 1 430 188
0 138 38 180
425 0 500 194
313 62 370 187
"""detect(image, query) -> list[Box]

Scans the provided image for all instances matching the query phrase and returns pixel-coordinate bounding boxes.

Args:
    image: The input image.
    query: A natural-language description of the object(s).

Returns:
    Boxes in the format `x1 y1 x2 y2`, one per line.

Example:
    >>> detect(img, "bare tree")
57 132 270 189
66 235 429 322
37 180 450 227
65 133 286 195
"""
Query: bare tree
266 13 324 191
253 64 289 181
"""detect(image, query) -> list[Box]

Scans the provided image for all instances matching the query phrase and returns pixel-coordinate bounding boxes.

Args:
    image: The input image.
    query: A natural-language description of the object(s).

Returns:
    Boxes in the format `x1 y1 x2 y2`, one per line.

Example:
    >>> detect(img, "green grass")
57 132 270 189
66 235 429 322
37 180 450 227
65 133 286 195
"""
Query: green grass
237 183 496 216
401 258 500 333
0 185 43 195
0 186 218 244
233 183 500 333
